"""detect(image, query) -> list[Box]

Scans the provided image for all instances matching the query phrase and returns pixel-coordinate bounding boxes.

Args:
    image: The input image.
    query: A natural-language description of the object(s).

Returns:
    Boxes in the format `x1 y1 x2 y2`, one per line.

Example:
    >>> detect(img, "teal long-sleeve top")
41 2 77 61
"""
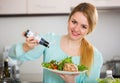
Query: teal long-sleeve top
8 33 103 83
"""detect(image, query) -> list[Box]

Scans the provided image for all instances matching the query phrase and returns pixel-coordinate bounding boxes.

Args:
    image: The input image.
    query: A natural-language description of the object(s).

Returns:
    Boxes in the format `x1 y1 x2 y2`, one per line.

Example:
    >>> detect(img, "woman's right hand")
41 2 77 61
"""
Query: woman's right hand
23 32 39 52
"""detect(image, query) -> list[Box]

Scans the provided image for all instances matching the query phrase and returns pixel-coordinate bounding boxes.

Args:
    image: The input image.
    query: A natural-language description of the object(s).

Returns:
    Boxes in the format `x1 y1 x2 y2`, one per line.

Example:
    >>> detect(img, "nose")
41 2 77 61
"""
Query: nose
74 25 80 32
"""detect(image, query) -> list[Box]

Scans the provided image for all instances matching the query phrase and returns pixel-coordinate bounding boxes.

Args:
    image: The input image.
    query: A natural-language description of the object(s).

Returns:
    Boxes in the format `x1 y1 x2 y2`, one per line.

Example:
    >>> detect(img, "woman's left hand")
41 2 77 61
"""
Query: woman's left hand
55 72 80 83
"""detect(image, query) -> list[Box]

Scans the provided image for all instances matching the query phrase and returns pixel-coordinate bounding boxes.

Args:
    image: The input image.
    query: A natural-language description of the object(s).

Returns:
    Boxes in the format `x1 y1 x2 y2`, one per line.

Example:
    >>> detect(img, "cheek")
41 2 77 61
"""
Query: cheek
81 29 89 35
67 22 72 31
68 22 75 31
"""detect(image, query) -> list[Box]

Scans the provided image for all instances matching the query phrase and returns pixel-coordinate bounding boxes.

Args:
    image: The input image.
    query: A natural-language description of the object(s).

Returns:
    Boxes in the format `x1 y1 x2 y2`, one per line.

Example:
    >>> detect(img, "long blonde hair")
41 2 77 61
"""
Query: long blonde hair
69 2 98 75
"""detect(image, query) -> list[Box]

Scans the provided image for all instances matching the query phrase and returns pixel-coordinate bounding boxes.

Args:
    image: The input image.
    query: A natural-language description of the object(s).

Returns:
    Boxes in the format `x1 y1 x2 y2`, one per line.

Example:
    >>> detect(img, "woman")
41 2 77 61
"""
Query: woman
9 2 103 83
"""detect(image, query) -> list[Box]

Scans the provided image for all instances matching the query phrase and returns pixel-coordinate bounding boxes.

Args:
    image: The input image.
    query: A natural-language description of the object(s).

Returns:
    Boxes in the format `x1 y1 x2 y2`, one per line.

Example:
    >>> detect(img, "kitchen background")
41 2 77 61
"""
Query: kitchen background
0 0 120 82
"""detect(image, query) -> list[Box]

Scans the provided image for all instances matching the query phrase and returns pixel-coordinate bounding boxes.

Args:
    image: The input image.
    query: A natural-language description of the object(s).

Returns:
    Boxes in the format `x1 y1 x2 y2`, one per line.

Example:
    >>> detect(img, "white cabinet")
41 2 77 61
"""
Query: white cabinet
0 0 26 14
27 0 120 14
84 0 120 7
68 0 120 8
0 0 120 15
27 0 71 14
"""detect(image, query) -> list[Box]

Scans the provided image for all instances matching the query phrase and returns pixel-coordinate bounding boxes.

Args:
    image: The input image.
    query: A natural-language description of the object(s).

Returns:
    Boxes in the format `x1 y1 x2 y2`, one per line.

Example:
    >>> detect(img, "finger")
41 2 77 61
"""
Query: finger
25 42 36 49
22 32 26 37
73 73 80 76
35 41 39 46
26 37 34 42
58 74 65 80
34 41 39 46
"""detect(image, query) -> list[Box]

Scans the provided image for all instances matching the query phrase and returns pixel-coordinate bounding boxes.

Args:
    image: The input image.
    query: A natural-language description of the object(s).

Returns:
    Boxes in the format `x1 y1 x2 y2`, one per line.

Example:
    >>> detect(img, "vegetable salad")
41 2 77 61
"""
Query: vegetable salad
42 57 88 71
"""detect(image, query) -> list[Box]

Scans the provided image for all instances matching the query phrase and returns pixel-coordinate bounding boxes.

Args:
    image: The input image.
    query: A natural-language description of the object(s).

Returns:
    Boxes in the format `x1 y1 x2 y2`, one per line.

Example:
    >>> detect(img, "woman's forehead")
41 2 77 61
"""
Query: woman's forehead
71 12 89 25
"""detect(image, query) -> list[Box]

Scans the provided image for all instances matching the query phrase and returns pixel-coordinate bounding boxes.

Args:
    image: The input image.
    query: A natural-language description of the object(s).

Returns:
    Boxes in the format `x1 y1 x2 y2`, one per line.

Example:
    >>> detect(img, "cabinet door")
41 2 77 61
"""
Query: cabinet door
0 0 26 14
69 0 120 8
27 0 71 14
87 0 120 7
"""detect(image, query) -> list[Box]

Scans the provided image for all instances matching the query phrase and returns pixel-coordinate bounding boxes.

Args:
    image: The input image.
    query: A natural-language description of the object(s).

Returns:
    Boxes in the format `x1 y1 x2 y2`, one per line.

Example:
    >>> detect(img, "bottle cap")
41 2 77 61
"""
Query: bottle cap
106 70 112 74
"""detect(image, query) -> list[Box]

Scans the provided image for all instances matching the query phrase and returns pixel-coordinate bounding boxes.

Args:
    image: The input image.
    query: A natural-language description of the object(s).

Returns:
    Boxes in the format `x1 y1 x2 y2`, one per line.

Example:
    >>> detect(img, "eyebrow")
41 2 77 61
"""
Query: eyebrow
81 24 88 27
71 18 78 23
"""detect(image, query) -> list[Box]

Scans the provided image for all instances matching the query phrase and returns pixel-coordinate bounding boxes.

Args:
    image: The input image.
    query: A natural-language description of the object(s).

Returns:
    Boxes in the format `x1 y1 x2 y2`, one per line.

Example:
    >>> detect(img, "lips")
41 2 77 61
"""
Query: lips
71 30 80 37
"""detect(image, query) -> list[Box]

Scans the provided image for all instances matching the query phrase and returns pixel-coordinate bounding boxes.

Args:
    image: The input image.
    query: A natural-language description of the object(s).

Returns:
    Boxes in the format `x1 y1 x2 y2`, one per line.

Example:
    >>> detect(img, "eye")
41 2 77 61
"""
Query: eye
81 24 87 29
72 20 77 24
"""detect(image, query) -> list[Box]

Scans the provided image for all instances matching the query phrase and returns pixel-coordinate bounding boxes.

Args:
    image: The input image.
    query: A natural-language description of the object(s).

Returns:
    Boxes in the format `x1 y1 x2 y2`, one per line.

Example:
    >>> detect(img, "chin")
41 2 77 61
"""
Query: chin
70 35 80 40
68 32 81 40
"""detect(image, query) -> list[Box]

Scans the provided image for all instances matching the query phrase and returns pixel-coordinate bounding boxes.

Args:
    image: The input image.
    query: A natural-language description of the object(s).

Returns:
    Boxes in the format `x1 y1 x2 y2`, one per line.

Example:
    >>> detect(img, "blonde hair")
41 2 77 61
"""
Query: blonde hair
69 2 98 75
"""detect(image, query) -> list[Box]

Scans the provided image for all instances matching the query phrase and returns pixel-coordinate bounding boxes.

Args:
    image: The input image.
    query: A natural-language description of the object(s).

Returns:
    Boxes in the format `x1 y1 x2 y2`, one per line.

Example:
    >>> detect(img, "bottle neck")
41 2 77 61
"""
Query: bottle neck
107 74 113 77
4 61 8 67
106 74 114 79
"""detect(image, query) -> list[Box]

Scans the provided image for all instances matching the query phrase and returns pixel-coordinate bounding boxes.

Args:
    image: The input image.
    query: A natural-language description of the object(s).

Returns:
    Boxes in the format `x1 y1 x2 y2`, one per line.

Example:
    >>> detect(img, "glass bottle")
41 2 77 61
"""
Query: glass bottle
105 70 114 83
3 57 10 78
24 30 50 48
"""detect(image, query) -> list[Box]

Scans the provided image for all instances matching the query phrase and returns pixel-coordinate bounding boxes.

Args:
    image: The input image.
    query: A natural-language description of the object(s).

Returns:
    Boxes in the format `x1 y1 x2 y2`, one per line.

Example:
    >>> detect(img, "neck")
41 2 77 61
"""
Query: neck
64 35 81 48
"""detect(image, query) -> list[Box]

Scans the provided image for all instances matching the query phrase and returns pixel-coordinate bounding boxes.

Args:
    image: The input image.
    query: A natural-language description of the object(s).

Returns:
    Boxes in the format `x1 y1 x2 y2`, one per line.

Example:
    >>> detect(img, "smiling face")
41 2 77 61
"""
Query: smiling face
67 12 89 41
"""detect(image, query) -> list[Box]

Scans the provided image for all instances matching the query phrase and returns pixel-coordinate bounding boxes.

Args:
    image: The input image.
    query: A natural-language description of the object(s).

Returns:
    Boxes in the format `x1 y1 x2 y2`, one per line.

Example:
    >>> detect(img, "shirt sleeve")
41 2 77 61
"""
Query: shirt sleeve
8 43 45 62
8 33 57 62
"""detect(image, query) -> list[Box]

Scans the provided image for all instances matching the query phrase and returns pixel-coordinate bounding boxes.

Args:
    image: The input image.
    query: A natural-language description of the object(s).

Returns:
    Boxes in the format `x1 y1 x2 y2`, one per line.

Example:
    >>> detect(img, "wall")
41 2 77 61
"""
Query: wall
87 11 120 61
0 10 120 75
0 15 68 75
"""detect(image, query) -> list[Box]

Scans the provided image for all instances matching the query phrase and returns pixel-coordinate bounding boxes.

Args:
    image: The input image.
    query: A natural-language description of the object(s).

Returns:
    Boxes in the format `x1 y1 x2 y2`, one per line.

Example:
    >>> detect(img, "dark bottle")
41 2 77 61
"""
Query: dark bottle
24 30 50 48
3 58 10 78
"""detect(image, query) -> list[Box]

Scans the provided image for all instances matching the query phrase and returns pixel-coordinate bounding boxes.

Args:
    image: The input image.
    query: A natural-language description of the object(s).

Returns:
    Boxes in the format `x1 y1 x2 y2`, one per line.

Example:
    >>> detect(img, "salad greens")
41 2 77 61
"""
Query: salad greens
78 64 88 71
57 57 72 70
42 57 88 71
97 78 120 83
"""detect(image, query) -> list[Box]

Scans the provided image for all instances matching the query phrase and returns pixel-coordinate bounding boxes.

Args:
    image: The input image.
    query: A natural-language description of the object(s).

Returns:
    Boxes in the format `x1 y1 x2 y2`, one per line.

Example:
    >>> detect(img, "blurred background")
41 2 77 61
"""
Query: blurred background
0 0 120 82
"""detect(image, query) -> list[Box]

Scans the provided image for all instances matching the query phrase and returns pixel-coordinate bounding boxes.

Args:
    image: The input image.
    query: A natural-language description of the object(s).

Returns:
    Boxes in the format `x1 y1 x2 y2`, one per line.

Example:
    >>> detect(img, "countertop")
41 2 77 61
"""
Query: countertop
20 73 43 83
